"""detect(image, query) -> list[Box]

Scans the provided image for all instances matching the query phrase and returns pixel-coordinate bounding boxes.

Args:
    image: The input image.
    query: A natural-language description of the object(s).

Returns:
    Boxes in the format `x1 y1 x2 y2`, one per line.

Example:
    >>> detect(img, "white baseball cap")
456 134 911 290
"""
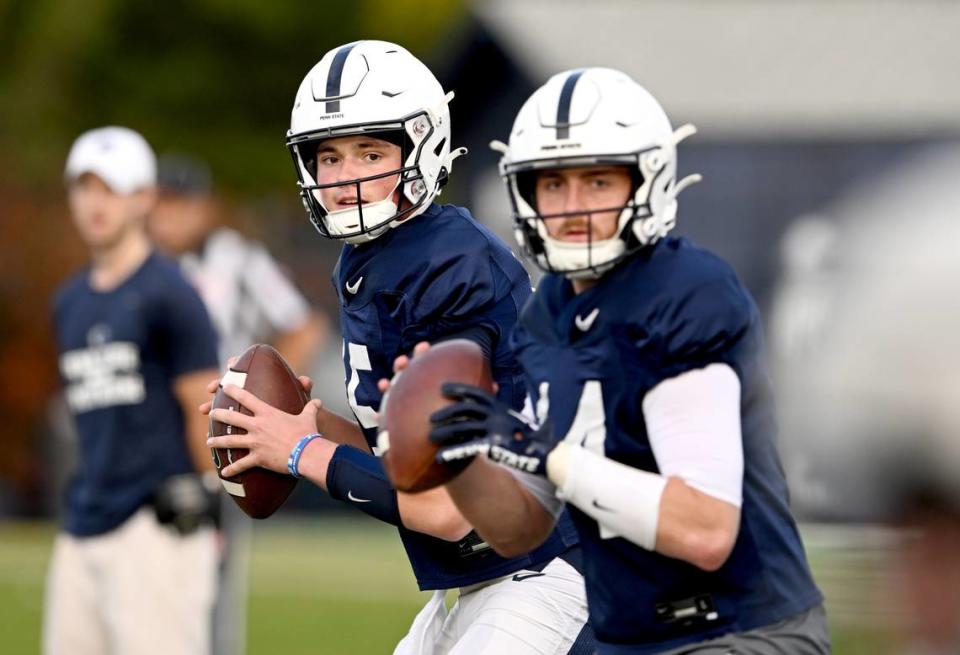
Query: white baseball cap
64 126 157 194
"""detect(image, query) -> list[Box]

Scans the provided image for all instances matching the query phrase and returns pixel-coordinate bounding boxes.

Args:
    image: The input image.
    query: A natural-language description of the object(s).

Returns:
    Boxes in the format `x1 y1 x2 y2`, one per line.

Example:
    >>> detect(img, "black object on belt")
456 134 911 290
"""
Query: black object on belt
525 545 584 574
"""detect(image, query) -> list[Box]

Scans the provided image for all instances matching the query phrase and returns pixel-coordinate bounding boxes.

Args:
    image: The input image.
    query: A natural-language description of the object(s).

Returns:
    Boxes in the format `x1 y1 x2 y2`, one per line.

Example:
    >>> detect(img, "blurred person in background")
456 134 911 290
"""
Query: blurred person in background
149 153 328 371
771 144 960 654
149 153 328 655
886 462 960 655
425 68 829 654
45 126 220 655
205 40 594 655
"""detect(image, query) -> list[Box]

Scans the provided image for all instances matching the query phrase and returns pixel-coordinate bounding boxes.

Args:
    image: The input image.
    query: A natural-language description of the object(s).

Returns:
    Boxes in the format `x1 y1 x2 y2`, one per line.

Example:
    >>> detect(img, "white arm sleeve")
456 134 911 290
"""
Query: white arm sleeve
642 362 744 507
545 363 743 551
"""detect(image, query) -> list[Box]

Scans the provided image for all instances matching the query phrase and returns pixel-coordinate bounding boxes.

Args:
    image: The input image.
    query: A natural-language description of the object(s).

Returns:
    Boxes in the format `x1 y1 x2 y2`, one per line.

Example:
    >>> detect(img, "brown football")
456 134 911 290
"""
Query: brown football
209 344 308 518
380 339 494 493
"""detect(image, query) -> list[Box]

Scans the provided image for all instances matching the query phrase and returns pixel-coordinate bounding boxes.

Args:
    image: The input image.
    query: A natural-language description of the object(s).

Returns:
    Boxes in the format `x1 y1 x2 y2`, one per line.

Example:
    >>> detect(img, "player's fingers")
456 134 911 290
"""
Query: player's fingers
440 382 492 404
208 407 255 432
377 377 391 393
429 421 489 445
206 378 220 394
219 451 256 478
221 384 268 414
392 354 410 374
298 375 314 394
429 403 487 425
207 434 250 450
302 399 322 419
412 341 431 356
199 400 213 415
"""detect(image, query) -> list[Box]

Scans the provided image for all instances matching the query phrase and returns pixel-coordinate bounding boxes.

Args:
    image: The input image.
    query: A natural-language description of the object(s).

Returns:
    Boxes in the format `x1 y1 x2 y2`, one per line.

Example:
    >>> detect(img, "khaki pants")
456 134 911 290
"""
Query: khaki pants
43 507 217 655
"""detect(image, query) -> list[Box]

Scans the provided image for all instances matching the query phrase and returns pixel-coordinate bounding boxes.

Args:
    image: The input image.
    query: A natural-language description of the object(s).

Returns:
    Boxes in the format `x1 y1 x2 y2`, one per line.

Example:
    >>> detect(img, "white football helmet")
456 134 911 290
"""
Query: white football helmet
287 40 466 244
494 67 701 278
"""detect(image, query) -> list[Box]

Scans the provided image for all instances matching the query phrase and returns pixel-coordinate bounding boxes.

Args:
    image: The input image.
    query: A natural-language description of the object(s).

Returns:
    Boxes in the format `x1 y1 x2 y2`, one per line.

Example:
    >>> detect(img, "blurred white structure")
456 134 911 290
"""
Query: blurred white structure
772 143 960 519
475 0 960 138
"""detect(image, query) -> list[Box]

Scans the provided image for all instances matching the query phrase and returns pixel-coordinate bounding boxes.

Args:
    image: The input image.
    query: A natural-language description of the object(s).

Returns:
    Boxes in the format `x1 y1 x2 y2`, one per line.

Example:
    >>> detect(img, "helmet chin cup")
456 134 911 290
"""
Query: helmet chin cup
323 199 399 244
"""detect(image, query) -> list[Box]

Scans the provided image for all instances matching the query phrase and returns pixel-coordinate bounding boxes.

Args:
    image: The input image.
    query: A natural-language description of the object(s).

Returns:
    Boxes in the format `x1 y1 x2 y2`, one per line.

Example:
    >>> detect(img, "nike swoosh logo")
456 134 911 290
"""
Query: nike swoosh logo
574 308 599 331
512 572 546 582
345 276 363 294
592 498 615 512
347 490 371 503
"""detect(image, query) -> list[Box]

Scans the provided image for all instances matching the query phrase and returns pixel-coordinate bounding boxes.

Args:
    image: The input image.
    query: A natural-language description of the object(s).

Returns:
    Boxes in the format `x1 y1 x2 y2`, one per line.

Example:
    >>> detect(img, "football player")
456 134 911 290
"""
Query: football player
204 41 594 654
425 68 830 654
45 127 221 654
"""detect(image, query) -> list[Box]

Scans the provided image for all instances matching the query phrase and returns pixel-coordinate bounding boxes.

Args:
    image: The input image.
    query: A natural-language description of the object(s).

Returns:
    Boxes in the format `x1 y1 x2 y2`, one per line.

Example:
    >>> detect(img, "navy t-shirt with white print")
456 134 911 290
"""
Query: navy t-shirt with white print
52 251 219 536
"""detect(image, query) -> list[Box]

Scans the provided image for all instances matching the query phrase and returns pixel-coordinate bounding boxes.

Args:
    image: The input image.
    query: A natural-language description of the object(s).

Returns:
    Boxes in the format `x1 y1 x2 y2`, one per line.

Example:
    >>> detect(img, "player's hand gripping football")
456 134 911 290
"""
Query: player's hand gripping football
200 363 324 477
429 384 554 476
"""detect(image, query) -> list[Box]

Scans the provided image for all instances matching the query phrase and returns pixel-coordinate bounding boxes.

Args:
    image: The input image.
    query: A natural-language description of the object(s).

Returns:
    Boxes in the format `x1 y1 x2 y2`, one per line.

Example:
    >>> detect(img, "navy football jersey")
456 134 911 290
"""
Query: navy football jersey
52 252 219 537
334 203 578 590
512 237 823 653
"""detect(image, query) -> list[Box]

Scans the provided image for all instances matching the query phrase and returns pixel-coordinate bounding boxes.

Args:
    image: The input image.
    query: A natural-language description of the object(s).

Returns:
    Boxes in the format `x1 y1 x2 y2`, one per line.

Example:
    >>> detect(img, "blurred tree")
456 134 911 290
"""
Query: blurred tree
1 0 466 193
0 0 466 511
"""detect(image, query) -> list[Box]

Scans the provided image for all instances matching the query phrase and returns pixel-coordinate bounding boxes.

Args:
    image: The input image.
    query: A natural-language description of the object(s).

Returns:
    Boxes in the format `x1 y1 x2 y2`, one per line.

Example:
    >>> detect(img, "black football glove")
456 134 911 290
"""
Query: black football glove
152 473 221 535
429 383 554 476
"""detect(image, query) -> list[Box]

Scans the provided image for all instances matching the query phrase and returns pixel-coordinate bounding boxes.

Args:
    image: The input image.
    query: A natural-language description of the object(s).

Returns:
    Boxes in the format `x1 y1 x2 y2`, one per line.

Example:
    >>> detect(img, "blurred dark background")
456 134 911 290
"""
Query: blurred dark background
5 2 960 650
3 0 960 532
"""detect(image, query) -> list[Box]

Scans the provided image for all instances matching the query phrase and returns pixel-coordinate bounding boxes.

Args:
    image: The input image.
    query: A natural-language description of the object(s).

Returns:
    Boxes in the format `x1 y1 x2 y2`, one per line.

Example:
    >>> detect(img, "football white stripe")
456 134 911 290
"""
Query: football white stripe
220 479 246 497
220 370 248 389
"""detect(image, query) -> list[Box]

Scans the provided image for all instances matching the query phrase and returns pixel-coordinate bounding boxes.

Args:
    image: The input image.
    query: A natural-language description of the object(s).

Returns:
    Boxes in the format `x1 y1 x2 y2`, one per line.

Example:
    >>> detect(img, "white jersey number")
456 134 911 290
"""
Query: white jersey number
561 380 620 540
345 342 379 430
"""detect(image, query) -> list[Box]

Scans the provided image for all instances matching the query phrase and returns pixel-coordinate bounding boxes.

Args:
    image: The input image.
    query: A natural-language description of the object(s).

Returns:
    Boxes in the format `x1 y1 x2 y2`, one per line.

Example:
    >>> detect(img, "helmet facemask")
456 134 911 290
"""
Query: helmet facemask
504 148 676 279
289 114 438 244
495 67 702 279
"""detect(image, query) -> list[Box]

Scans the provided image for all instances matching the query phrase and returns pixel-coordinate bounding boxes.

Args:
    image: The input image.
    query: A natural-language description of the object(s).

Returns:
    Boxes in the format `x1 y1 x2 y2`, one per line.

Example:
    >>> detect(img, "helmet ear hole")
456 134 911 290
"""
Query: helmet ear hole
297 141 321 181
515 171 538 212
629 168 644 195
524 220 546 255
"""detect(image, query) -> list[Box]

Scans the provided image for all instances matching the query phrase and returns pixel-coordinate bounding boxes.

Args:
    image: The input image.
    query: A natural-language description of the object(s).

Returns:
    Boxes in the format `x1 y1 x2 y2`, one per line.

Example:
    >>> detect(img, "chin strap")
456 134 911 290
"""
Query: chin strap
447 146 468 164
675 173 703 195
671 122 698 146
437 146 468 190
670 123 703 196
489 139 510 154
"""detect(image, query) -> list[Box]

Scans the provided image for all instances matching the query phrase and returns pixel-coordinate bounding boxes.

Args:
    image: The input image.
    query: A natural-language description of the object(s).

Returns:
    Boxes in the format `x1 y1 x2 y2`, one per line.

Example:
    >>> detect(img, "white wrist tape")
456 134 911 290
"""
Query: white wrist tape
551 443 666 550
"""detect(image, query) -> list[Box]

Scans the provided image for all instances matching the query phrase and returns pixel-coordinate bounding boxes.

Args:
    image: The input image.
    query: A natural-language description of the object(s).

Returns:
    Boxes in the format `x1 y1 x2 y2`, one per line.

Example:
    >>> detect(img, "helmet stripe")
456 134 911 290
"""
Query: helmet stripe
555 69 585 139
325 42 359 113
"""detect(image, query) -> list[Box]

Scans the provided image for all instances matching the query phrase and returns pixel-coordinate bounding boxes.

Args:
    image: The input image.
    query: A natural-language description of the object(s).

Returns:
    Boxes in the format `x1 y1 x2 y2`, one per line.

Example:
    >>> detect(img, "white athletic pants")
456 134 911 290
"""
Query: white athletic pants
42 507 217 655
394 555 589 655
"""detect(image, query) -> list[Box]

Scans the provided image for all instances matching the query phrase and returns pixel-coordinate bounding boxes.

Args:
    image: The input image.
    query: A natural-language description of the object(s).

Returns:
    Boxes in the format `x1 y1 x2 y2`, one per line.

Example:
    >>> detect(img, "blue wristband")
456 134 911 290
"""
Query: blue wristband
287 433 323 478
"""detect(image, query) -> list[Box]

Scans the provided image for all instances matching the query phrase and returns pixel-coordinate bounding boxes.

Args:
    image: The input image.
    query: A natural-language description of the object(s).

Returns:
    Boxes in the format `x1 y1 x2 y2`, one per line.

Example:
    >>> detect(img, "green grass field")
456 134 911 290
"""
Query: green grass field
0 518 902 654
